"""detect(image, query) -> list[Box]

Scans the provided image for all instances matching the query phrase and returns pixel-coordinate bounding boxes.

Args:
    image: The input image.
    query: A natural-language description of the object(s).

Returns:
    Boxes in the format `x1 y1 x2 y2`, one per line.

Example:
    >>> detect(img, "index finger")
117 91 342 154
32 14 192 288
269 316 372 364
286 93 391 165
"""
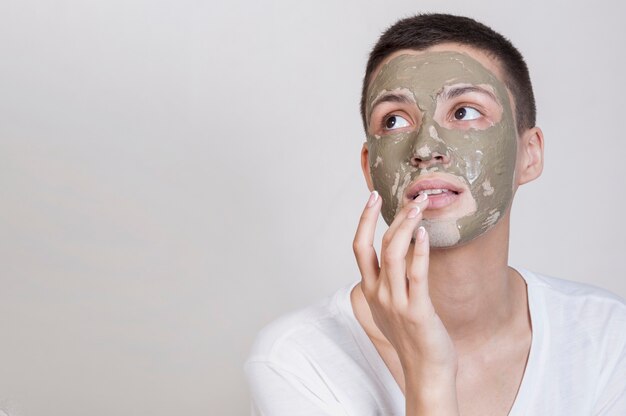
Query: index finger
353 191 382 290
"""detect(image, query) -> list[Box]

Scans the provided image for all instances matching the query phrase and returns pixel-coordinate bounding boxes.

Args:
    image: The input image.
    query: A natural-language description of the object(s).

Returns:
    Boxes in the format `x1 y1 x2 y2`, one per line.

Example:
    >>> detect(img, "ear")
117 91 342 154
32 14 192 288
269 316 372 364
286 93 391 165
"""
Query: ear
516 126 544 186
361 143 375 191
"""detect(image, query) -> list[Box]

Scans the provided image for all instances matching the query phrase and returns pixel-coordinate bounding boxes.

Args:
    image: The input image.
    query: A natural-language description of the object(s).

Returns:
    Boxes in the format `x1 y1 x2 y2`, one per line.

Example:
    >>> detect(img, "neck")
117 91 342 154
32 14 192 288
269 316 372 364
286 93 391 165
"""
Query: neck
425 215 522 347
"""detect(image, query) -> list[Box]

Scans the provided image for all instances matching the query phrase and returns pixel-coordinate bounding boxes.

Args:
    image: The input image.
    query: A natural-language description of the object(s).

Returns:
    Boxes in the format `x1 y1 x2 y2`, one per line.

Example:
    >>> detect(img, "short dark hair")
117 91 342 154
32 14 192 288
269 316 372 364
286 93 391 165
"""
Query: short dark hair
360 13 536 134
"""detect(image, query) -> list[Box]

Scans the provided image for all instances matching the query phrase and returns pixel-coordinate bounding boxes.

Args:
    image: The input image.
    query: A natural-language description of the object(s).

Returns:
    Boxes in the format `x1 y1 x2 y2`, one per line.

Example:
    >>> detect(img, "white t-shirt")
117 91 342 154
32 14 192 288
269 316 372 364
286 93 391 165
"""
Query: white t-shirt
245 269 626 415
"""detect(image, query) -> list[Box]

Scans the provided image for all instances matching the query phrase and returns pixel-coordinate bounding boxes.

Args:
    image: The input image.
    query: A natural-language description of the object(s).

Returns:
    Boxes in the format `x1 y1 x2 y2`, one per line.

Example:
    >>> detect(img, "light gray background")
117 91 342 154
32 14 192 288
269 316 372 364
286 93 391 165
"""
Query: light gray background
1 0 624 415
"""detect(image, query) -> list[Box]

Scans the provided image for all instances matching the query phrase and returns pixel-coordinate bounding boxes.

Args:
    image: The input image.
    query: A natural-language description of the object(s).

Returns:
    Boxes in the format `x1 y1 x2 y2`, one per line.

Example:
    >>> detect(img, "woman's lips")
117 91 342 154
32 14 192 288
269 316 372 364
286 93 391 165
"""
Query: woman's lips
416 189 460 210
404 177 466 211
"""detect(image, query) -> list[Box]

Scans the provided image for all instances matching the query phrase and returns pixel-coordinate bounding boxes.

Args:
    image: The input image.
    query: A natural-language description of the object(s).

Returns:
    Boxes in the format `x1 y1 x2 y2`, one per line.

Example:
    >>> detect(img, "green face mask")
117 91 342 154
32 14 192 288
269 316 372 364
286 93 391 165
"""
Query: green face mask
365 51 518 247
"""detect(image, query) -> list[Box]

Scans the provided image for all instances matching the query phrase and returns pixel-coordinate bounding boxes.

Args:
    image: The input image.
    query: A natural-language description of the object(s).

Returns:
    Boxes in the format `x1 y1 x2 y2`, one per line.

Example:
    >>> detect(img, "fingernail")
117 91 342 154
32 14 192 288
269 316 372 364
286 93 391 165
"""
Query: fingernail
367 190 379 207
407 206 420 219
417 226 426 242
415 192 428 203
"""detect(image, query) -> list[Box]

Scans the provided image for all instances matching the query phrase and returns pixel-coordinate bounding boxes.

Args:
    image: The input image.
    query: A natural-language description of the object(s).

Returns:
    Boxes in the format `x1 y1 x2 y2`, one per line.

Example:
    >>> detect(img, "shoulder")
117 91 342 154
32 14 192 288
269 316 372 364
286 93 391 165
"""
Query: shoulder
520 268 626 348
521 268 626 313
246 283 357 367
514 270 626 415
244 282 392 415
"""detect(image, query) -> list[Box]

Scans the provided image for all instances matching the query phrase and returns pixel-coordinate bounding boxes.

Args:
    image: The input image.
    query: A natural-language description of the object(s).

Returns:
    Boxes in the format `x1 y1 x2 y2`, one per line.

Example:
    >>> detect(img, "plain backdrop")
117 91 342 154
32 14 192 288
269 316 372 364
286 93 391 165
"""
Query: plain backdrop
1 0 625 415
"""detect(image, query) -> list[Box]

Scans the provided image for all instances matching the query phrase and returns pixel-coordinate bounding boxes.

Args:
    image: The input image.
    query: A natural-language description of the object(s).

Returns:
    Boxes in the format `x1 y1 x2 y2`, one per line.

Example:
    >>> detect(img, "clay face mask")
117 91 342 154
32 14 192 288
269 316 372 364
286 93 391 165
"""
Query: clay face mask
365 51 518 247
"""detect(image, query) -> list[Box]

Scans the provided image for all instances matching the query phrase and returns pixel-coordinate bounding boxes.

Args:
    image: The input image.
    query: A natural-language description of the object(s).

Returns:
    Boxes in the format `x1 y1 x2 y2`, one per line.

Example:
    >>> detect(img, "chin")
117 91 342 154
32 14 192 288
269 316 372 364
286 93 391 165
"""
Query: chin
419 216 502 248
418 218 463 247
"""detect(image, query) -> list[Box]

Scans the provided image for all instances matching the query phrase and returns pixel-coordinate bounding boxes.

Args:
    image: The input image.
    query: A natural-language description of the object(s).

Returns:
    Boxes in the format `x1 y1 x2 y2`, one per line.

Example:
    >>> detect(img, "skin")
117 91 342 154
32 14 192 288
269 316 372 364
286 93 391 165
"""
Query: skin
353 43 545 416
364 51 517 247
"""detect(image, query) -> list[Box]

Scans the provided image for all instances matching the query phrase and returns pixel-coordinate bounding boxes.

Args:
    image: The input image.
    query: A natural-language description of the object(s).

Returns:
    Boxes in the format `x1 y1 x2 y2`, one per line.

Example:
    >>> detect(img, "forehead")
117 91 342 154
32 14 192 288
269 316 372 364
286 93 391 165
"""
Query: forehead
369 51 505 96
369 43 507 89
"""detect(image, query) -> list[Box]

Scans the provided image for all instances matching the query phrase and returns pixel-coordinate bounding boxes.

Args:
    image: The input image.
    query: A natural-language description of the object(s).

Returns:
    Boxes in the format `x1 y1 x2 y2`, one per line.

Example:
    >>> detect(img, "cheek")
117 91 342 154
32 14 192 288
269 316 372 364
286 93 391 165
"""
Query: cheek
465 128 517 211
444 122 516 244
368 136 414 224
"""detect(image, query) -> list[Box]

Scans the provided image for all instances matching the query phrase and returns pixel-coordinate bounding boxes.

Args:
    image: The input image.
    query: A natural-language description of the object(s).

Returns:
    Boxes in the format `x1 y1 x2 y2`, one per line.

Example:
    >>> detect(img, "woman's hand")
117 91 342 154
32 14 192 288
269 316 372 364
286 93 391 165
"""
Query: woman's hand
353 191 459 415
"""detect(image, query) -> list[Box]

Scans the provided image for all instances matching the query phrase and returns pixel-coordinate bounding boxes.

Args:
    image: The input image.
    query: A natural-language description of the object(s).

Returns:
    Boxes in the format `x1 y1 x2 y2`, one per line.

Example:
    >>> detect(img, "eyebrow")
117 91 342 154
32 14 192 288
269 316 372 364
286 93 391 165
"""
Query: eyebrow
439 85 498 103
368 92 415 121
370 92 415 110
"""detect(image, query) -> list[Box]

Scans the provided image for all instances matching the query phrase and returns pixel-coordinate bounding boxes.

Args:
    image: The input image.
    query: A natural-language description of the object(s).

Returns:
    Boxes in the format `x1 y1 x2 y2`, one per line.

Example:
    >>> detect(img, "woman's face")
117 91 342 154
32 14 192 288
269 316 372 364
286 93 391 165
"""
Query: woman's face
364 49 518 247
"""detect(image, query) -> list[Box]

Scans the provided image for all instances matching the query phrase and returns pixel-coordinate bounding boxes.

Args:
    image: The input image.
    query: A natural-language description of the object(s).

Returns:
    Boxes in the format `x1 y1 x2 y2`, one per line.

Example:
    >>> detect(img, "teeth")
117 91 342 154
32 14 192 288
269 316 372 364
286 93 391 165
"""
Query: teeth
424 188 447 195
413 189 450 199
426 189 447 195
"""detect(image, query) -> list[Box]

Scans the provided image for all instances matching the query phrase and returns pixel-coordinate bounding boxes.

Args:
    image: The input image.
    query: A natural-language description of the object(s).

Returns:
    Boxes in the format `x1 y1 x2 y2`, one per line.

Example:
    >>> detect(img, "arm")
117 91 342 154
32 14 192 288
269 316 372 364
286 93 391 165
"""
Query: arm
353 191 459 416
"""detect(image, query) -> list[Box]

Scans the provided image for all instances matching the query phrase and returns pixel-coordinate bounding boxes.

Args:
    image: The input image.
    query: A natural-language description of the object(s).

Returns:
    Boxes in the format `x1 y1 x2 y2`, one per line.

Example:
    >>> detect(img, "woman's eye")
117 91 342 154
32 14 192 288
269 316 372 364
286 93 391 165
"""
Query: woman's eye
453 107 481 121
384 115 410 130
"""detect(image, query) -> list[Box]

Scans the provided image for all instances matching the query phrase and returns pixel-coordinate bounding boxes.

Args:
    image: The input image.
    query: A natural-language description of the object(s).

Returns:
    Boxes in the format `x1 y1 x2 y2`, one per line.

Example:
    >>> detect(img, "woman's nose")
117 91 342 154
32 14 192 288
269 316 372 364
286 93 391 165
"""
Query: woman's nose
409 123 451 169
